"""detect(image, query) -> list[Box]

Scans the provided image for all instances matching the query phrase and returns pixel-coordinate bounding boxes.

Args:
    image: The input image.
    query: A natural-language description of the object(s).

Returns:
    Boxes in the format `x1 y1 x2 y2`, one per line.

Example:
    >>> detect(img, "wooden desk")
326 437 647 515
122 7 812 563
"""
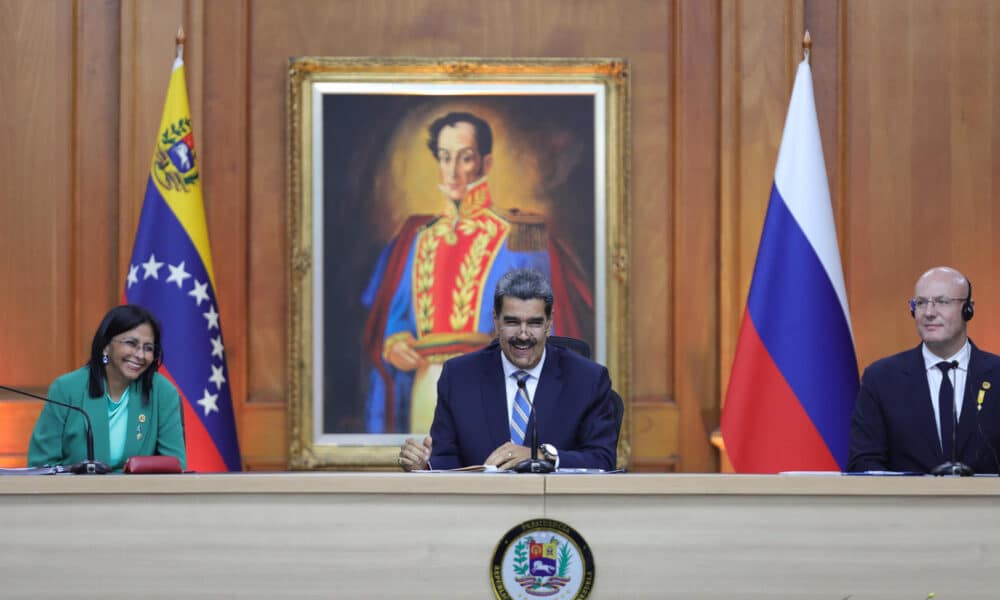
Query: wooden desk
1 474 998 598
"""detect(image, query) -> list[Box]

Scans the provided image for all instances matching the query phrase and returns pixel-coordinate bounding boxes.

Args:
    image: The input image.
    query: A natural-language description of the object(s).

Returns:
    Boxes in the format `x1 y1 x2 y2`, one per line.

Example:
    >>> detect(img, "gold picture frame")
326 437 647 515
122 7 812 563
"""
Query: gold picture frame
287 57 630 469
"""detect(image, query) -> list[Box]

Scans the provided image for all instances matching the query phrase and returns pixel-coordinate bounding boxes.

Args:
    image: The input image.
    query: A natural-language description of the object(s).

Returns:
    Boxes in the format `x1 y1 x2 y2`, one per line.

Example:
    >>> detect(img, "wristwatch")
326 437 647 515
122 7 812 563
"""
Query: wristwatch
540 443 559 468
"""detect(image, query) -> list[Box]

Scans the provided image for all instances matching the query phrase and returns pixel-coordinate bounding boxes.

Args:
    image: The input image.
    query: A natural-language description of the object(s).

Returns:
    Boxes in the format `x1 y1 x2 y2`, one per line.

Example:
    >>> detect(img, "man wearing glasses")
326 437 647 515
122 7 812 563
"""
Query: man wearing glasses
849 266 1000 474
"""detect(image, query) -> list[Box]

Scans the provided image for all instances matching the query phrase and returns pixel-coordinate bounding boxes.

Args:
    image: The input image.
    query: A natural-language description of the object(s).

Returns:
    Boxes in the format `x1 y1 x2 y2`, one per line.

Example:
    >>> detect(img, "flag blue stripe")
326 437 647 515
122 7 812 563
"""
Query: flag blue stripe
747 184 859 467
126 178 242 470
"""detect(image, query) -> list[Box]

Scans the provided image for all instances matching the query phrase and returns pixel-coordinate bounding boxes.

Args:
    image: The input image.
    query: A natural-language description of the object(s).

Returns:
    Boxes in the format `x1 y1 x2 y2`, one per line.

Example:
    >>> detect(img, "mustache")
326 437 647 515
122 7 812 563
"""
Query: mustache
505 336 537 349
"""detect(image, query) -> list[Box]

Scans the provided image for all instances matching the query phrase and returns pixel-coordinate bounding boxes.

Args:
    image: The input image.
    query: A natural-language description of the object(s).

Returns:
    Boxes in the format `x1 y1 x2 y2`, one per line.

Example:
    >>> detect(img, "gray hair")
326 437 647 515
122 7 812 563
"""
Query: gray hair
493 269 554 317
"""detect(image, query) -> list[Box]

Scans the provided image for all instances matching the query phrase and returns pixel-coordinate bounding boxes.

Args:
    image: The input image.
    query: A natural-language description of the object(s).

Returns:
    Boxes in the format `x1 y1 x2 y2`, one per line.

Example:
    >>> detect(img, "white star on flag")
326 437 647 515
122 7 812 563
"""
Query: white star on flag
210 335 225 359
141 254 164 280
203 304 220 330
197 388 219 415
126 265 139 288
189 279 210 306
209 364 227 390
166 261 192 289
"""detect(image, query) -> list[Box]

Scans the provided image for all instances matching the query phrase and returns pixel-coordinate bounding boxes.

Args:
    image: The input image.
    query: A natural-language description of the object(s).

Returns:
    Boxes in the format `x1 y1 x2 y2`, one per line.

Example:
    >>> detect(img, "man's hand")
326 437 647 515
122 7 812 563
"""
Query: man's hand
398 435 432 471
485 441 531 470
386 334 427 371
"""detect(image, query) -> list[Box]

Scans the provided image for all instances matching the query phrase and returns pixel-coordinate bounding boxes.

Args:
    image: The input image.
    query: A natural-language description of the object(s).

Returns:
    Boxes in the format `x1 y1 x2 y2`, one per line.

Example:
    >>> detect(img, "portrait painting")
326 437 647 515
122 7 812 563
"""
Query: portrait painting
288 58 630 469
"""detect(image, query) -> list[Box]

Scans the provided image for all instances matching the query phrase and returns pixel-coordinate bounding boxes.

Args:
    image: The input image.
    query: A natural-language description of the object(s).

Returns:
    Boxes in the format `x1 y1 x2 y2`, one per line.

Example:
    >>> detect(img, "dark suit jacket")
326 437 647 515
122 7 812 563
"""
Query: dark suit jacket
429 341 618 470
848 342 1000 473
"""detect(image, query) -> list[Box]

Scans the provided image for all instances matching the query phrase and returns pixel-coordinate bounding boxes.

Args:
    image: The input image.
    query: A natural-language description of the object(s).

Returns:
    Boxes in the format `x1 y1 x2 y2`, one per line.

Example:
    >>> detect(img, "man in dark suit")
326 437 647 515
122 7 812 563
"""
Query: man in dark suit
849 266 1000 474
397 268 617 471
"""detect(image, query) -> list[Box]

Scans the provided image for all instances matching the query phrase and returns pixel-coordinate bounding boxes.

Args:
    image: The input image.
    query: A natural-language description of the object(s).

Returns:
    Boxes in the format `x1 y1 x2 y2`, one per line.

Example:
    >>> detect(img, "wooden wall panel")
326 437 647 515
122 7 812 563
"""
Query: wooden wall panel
200 0 251 458
0 1 74 386
74 0 123 357
672 0 719 472
844 0 1000 373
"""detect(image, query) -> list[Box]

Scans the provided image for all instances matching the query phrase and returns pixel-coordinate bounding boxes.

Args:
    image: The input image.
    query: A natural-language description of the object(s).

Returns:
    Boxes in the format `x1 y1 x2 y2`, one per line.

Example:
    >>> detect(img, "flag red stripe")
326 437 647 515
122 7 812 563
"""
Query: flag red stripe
721 309 840 473
158 367 228 472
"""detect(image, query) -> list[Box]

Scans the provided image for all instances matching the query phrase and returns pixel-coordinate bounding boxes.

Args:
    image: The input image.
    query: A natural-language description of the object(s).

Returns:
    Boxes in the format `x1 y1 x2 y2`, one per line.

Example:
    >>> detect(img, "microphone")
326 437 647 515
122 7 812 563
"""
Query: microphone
931 361 974 476
512 376 554 474
0 384 112 475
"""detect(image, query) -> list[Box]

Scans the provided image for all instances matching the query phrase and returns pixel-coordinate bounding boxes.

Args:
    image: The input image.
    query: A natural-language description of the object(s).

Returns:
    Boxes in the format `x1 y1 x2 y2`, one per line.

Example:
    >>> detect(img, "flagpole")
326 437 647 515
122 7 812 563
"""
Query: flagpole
803 30 812 64
176 25 185 61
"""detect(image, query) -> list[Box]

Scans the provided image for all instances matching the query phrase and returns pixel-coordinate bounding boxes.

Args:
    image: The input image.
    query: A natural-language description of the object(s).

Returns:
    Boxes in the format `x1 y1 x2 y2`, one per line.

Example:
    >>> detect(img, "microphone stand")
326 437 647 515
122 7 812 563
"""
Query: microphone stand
511 378 554 474
0 384 111 475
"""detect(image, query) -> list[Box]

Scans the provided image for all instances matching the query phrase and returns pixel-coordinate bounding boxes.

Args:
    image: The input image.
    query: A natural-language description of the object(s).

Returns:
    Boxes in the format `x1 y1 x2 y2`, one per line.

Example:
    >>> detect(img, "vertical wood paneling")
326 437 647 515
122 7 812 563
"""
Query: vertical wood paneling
845 0 1000 373
0 1 74 385
673 0 720 472
74 0 122 357
201 0 250 459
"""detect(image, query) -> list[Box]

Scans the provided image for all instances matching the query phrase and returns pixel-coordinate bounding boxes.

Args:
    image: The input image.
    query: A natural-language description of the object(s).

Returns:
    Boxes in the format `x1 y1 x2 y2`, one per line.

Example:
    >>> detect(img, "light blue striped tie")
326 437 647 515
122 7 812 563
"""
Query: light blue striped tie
510 370 532 445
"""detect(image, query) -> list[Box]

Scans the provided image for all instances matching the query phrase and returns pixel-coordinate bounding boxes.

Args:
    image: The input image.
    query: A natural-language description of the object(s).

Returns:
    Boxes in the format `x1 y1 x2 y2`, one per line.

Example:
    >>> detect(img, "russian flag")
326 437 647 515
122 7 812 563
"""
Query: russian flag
720 58 859 473
123 50 242 471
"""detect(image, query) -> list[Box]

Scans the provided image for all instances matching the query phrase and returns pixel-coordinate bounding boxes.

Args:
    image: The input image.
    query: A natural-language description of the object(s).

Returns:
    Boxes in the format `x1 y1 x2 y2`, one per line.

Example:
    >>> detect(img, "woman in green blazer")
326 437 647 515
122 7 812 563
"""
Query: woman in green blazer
28 305 187 472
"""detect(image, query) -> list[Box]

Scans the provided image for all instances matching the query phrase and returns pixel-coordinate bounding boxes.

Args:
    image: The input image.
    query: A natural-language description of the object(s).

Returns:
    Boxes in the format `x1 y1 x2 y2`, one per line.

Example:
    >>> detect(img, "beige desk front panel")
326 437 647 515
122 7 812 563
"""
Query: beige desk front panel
2 473 999 598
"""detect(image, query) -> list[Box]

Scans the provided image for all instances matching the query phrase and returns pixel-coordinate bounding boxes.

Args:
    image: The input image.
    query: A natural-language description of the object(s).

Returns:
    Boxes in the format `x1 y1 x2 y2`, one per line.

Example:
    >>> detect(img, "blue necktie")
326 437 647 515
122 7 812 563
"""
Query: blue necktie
937 361 955 457
510 370 532 445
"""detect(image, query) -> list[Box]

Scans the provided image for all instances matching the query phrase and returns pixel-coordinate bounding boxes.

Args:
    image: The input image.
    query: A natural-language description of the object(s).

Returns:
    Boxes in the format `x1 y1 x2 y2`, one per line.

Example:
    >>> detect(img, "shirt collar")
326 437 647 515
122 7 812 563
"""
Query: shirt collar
500 345 547 381
922 340 971 372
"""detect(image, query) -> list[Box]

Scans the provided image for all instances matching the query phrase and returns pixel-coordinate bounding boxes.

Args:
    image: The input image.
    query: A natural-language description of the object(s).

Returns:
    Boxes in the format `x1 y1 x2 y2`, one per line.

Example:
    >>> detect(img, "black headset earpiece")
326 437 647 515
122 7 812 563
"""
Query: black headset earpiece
962 279 974 322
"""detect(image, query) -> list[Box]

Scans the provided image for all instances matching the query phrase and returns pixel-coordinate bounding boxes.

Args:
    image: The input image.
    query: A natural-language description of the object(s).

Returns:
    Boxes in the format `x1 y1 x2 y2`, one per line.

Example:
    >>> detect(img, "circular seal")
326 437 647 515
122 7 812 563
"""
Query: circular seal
490 518 594 600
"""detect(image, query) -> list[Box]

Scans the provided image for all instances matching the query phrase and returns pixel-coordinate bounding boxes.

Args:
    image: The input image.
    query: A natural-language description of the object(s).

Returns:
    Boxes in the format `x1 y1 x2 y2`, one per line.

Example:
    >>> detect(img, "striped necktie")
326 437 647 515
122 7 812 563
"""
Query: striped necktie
510 370 532 445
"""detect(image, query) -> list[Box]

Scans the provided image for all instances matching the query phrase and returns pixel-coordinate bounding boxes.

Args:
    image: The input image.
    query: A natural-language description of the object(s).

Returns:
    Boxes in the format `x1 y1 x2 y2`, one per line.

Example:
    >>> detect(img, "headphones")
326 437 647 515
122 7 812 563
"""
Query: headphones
963 280 975 321
909 279 974 321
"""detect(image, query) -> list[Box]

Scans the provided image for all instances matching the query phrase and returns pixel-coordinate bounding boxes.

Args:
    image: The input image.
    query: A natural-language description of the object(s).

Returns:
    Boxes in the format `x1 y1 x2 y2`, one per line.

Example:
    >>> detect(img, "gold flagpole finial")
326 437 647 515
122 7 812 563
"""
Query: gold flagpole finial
803 30 812 64
176 25 185 60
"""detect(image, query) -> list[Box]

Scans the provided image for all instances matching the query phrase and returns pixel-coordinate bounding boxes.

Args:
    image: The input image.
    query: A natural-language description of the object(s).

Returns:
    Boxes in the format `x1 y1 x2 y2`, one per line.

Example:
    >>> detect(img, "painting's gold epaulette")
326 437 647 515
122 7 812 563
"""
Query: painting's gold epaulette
505 208 548 252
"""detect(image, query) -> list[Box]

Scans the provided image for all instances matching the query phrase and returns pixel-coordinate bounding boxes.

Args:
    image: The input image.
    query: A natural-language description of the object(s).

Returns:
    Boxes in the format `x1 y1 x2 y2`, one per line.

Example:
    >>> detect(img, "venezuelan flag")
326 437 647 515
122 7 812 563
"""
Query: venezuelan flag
123 52 242 472
721 58 859 473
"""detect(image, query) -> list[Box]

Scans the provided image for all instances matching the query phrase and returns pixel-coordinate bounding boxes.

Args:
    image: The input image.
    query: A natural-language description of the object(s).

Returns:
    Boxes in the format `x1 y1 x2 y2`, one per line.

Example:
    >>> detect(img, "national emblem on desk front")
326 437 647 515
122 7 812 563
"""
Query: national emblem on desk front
491 518 595 599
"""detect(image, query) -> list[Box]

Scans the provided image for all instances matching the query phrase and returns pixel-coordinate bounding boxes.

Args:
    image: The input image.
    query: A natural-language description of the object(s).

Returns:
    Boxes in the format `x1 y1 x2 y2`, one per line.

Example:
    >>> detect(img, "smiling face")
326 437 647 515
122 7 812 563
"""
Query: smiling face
435 121 492 202
103 322 156 391
913 268 969 358
494 297 551 370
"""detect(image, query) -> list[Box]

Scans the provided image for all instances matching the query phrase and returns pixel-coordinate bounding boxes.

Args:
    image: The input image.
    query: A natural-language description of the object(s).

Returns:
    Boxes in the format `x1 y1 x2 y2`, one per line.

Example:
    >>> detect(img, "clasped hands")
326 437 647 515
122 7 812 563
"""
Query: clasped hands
397 436 531 471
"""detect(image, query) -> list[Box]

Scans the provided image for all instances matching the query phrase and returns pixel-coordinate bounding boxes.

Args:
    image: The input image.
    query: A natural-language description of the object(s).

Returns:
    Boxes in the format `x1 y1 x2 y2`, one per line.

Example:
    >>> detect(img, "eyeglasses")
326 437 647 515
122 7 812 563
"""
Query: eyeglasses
909 297 966 311
498 319 548 333
113 337 158 355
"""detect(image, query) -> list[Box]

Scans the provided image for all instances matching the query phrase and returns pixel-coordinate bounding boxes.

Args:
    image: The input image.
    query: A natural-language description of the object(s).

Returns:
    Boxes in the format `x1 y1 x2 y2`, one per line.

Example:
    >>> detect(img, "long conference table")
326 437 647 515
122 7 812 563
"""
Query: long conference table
1 473 999 598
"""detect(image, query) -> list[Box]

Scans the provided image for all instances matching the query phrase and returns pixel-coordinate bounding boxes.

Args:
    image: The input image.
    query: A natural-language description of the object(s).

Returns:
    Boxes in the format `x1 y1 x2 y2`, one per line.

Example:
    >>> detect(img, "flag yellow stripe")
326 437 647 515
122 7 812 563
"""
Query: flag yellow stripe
148 62 217 287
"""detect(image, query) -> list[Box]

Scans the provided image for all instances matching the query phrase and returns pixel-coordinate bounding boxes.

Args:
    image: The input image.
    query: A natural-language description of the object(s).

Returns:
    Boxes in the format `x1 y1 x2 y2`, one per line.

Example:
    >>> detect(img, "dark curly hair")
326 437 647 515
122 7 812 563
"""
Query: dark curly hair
426 111 493 158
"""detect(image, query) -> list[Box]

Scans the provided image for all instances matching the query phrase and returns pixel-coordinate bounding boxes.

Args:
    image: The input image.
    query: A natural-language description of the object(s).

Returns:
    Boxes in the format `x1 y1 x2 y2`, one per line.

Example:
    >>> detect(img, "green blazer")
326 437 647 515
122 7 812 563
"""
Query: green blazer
27 366 187 471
